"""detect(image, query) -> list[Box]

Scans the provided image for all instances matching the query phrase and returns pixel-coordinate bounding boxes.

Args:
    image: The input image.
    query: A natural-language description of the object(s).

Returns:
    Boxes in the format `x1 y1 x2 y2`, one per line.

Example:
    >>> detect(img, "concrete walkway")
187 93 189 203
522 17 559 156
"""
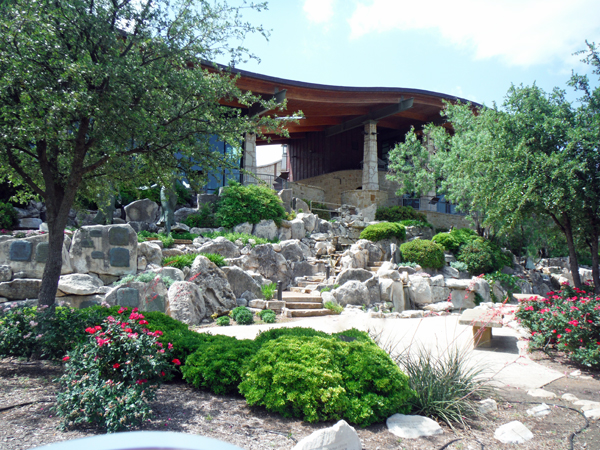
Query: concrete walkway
202 311 565 390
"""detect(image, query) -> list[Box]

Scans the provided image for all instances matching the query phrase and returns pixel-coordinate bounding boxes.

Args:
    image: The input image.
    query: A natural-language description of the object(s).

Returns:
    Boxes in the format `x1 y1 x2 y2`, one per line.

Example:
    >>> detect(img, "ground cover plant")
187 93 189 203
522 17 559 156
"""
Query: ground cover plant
162 252 225 269
516 283 600 367
137 231 175 248
359 222 406 242
324 300 343 314
400 239 445 269
375 205 427 223
54 307 177 432
398 219 434 229
114 272 175 289
184 203 219 228
202 231 278 246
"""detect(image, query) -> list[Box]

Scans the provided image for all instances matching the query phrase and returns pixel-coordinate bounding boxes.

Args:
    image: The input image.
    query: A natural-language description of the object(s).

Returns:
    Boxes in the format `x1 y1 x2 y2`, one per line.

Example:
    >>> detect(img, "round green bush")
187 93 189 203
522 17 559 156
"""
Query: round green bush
238 335 414 426
432 233 460 253
359 223 406 242
232 307 254 325
258 309 276 323
375 205 427 223
216 316 230 326
400 239 445 269
254 327 331 346
216 180 287 228
182 337 258 394
0 201 18 230
449 228 478 247
457 238 511 275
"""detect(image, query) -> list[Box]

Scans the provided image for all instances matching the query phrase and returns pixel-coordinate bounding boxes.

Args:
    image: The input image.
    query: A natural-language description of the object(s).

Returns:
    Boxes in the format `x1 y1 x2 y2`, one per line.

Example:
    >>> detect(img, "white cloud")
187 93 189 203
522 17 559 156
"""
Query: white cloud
348 0 600 66
303 0 336 24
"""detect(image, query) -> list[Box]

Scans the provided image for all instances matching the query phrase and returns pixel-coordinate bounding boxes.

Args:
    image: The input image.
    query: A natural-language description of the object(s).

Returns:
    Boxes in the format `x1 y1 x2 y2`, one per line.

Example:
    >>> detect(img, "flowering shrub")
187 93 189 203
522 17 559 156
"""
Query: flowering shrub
54 307 177 432
515 284 600 367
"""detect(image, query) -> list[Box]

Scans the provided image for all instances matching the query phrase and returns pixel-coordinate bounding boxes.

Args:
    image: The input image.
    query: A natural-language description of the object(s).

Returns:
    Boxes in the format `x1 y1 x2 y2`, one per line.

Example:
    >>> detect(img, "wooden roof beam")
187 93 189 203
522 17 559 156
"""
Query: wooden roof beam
324 97 414 137
248 89 287 117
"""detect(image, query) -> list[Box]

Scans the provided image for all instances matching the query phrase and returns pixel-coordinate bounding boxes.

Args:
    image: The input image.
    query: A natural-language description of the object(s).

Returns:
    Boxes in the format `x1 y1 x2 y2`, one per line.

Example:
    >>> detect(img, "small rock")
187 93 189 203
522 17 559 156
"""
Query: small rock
577 401 600 411
494 421 533 444
292 419 361 450
584 409 600 420
386 414 443 439
570 370 582 377
561 393 579 402
478 398 498 414
423 301 453 312
527 403 550 417
527 389 556 399
400 310 423 318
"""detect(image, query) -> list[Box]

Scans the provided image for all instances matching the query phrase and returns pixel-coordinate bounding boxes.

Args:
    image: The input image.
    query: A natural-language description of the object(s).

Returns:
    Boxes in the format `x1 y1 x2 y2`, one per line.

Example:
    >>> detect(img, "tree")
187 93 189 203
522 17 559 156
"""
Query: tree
0 0 288 307
387 85 586 288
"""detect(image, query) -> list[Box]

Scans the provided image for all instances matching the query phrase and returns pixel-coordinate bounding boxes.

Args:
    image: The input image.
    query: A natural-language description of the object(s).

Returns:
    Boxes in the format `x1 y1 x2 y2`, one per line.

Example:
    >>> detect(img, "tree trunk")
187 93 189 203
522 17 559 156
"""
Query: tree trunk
562 215 583 289
587 217 600 294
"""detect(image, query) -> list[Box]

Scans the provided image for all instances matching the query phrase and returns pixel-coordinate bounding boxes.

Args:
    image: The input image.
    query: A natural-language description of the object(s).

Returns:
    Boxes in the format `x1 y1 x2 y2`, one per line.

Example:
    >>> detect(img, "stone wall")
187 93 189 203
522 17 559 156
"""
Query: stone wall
423 211 472 230
0 234 72 279
287 182 326 203
340 190 388 209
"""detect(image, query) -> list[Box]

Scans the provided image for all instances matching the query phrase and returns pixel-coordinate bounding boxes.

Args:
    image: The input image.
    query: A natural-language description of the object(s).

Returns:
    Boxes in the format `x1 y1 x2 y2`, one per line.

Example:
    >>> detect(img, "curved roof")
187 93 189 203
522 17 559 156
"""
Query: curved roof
223 66 480 142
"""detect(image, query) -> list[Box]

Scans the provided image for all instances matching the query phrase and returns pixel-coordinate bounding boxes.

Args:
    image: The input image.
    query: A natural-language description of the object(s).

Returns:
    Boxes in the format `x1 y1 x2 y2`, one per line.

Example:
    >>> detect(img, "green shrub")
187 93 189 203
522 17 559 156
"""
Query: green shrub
450 261 468 272
483 271 521 302
234 308 254 325
182 337 258 394
398 219 434 228
184 203 219 228
239 335 414 426
258 309 276 323
457 238 511 275
216 316 230 326
137 231 174 248
449 228 478 247
202 231 278 246
216 180 286 228
375 205 427 223
171 231 199 240
432 232 461 253
114 272 174 288
231 306 250 322
394 346 491 428
400 239 445 269
516 284 600 367
261 282 277 300
54 309 177 432
359 223 406 242
307 201 331 220
254 327 330 346
0 202 18 230
162 252 225 269
332 328 372 343
324 301 343 314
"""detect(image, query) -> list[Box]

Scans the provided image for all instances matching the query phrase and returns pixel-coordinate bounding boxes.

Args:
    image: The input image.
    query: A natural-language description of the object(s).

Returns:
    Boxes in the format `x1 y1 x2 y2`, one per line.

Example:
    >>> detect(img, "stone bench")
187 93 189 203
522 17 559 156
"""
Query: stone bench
459 309 503 348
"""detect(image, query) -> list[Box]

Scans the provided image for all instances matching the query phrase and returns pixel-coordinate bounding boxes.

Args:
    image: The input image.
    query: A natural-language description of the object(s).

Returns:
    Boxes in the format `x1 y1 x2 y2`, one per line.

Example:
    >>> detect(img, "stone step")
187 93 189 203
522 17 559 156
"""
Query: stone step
297 280 320 287
285 301 323 309
290 286 317 294
304 275 325 282
284 308 333 318
282 291 322 303
372 261 385 267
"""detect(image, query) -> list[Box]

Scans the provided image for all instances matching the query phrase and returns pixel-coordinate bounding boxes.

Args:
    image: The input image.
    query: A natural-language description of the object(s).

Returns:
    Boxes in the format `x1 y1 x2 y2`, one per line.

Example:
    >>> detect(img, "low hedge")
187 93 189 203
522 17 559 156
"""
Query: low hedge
359 223 406 242
432 232 461 253
400 239 445 269
375 205 427 223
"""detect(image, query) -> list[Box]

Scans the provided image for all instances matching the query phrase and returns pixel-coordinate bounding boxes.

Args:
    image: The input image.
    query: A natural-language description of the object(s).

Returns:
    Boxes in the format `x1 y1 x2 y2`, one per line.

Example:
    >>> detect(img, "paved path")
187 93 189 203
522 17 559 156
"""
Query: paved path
202 311 564 390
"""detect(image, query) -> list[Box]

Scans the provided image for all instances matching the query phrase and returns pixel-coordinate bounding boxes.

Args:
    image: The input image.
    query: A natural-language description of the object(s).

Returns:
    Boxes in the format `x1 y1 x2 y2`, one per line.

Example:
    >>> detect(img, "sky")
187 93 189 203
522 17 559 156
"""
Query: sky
227 0 600 165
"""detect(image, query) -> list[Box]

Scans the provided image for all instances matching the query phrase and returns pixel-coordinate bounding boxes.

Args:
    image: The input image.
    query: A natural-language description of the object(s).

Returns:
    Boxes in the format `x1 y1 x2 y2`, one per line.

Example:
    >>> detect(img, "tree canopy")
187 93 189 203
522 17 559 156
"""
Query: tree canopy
0 0 288 305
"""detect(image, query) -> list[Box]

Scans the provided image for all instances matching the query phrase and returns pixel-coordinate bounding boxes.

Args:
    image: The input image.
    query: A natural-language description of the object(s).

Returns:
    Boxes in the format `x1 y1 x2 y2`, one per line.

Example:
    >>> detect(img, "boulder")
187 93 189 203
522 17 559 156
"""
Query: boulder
386 414 443 439
226 244 290 286
278 189 292 213
442 266 460 278
359 204 377 222
173 207 198 223
124 199 159 223
364 276 381 304
104 278 168 312
196 237 241 259
335 268 374 286
0 265 12 283
352 239 383 264
0 279 41 300
221 266 263 300
171 223 190 232
297 213 318 233
432 286 451 303
340 248 369 270
290 218 306 240
278 227 292 241
17 218 43 229
58 294 105 309
424 301 454 312
379 278 406 311
450 289 476 309
58 273 104 296
291 260 326 279
332 280 370 306
165 281 206 325
153 266 185 282
187 255 237 316
252 219 278 241
0 234 72 279
494 421 533 444
407 275 433 305
292 420 361 450
137 241 163 266
233 222 253 235
69 224 137 276
318 219 333 234
279 240 311 262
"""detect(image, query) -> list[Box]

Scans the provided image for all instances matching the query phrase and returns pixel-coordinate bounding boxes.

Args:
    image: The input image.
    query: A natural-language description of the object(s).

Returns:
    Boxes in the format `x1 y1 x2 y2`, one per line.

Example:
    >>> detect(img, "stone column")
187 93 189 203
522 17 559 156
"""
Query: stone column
243 132 257 184
362 121 379 190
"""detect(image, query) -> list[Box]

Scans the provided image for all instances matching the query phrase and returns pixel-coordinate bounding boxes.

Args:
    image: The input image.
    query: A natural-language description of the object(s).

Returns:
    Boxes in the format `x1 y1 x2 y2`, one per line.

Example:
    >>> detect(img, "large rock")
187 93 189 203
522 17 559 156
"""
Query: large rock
380 278 406 311
153 266 184 282
187 255 237 316
407 275 433 305
297 212 318 234
279 239 311 262
352 239 383 264
450 289 476 309
0 265 12 283
17 218 43 230
335 268 374 286
290 218 306 240
359 204 377 222
138 241 163 266
225 244 290 285
292 420 361 450
340 248 369 270
332 280 370 306
0 234 72 279
197 237 241 259
233 222 253 235
124 199 159 223
364 276 381 304
432 285 451 303
386 414 443 439
278 227 292 241
69 224 137 276
173 207 198 223
58 273 104 296
166 281 206 325
0 279 42 300
221 266 263 300
494 421 533 444
104 277 169 312
252 219 278 241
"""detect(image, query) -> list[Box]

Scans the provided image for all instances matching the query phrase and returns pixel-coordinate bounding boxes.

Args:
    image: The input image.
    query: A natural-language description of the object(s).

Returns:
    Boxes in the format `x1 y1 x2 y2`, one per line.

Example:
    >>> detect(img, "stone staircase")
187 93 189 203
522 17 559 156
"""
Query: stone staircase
281 275 336 318
368 261 385 273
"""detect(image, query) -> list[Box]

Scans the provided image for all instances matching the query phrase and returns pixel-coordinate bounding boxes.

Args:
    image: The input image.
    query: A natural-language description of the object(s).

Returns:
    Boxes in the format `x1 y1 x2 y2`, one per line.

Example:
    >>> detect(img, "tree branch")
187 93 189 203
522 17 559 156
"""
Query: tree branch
6 148 46 198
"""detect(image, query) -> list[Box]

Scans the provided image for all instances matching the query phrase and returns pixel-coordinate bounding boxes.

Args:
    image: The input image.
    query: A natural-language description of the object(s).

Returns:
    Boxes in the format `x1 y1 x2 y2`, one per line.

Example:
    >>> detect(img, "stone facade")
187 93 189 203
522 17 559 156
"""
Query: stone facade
243 133 256 184
341 190 388 209
362 121 379 190
422 211 472 230
287 182 326 203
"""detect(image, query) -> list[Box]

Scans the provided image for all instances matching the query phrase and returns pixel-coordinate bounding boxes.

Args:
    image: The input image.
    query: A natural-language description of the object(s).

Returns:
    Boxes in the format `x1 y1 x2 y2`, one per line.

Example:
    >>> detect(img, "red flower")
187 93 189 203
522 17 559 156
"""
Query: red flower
168 343 173 350
132 307 139 313
139 320 149 325
118 307 128 314
160 371 165 377
62 356 70 361
172 359 181 366
95 325 102 331
565 328 572 333
85 327 96 334
113 363 120 369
